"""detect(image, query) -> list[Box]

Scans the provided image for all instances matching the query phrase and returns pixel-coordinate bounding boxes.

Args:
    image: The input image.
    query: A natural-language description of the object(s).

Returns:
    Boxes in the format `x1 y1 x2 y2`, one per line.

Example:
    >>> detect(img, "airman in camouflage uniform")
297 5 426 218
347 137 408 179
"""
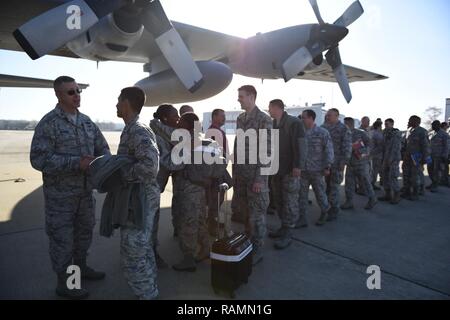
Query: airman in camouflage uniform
233 85 272 266
427 120 449 192
298 110 334 226
360 116 371 133
116 87 160 300
149 104 182 269
400 130 426 196
322 108 352 219
171 172 209 271
370 122 384 190
378 119 402 204
172 113 210 272
358 116 372 194
341 118 378 210
30 76 110 299
441 121 450 186
267 100 306 249
400 131 408 194
401 116 430 201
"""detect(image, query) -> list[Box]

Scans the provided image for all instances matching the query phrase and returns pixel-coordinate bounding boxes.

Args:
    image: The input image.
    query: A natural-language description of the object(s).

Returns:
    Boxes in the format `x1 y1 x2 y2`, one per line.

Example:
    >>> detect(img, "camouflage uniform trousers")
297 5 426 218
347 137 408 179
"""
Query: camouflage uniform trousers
299 171 330 221
152 168 170 247
372 158 383 185
326 167 344 209
271 174 300 229
234 176 269 250
442 158 450 185
231 187 244 221
401 160 408 190
171 187 182 235
401 161 421 190
381 161 400 193
151 208 161 248
177 184 210 257
402 158 421 192
427 157 444 187
152 173 181 243
44 191 95 274
345 163 375 201
120 185 159 300
361 160 373 190
419 165 425 190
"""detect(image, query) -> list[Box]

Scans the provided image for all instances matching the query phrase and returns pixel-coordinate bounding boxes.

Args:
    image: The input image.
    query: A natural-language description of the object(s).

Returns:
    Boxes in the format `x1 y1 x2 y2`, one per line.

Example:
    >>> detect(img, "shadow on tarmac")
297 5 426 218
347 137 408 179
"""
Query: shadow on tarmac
1 178 450 300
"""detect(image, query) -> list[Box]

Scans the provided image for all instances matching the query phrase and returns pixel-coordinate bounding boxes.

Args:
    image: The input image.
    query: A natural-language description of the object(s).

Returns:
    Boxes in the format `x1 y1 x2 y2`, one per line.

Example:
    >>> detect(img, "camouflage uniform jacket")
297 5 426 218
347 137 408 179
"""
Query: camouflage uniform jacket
429 129 449 159
149 119 183 172
118 115 160 186
233 106 273 183
273 111 307 175
404 126 430 161
447 129 450 157
349 128 371 165
370 129 384 161
304 125 334 172
30 105 110 197
382 128 402 166
150 118 184 191
447 128 450 156
321 121 352 168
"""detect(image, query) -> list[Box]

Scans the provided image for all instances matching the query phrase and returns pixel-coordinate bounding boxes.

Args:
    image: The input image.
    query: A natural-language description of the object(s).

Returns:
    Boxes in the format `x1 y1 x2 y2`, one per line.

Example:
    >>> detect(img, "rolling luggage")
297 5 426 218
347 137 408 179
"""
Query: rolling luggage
210 184 253 298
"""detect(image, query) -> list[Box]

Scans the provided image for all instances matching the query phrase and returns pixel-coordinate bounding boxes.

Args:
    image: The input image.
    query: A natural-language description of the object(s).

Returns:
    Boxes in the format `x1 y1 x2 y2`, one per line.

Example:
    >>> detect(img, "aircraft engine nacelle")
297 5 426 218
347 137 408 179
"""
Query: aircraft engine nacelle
304 54 324 71
136 61 233 106
66 14 143 61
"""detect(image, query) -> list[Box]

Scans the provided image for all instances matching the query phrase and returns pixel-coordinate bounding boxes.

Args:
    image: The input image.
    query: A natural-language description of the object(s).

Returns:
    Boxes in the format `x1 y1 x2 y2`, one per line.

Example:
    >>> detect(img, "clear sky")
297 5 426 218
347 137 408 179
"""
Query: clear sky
0 0 449 130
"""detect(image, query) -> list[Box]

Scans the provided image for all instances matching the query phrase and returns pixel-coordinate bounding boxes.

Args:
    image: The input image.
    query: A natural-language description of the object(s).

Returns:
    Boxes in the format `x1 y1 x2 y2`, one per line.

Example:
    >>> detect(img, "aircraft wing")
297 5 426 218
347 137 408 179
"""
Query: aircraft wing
0 0 80 58
0 74 88 88
115 21 243 65
295 62 388 82
0 1 385 85
0 0 242 64
172 22 243 62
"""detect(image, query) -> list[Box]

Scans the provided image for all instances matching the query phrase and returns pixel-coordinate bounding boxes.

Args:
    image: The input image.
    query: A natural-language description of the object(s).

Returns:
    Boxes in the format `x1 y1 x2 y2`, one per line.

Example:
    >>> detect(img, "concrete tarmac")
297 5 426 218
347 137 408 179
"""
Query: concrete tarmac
0 131 449 300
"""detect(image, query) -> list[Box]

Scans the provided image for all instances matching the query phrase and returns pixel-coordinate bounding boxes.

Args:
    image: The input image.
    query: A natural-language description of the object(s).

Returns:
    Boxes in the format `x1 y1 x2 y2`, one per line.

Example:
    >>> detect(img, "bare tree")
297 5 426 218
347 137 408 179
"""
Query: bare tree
424 106 442 129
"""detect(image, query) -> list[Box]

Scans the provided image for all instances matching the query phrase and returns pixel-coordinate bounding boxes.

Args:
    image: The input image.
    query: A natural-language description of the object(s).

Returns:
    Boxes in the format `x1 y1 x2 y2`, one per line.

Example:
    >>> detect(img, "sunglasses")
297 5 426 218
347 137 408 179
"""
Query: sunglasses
66 88 82 96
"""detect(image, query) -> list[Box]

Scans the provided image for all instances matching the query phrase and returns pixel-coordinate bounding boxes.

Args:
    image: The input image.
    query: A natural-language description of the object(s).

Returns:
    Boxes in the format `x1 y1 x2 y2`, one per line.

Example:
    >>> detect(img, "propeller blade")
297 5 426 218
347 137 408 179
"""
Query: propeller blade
334 1 364 27
309 0 325 25
281 46 313 82
326 47 352 103
141 0 203 93
325 46 341 69
13 0 124 60
334 64 352 103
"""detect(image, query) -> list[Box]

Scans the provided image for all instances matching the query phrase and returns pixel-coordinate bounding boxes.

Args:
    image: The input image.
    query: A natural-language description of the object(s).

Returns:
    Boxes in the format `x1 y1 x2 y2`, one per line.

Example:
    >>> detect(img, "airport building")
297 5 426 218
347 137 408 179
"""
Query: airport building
202 103 353 134
446 98 450 122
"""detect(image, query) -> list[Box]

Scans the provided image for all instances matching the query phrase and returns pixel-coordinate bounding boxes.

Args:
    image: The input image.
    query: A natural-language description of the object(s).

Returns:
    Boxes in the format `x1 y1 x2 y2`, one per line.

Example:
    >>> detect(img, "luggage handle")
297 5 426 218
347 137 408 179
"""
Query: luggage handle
217 183 230 240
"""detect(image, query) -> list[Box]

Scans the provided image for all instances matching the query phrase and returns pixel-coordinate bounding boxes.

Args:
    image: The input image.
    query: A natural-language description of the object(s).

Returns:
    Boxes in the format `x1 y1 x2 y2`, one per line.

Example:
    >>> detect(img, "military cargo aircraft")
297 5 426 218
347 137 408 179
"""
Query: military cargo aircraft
0 0 387 105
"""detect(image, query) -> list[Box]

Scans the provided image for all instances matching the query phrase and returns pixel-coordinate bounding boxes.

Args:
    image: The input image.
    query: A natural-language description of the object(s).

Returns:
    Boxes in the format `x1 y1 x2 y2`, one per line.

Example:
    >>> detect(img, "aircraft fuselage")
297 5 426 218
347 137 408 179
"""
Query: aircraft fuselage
228 24 314 79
